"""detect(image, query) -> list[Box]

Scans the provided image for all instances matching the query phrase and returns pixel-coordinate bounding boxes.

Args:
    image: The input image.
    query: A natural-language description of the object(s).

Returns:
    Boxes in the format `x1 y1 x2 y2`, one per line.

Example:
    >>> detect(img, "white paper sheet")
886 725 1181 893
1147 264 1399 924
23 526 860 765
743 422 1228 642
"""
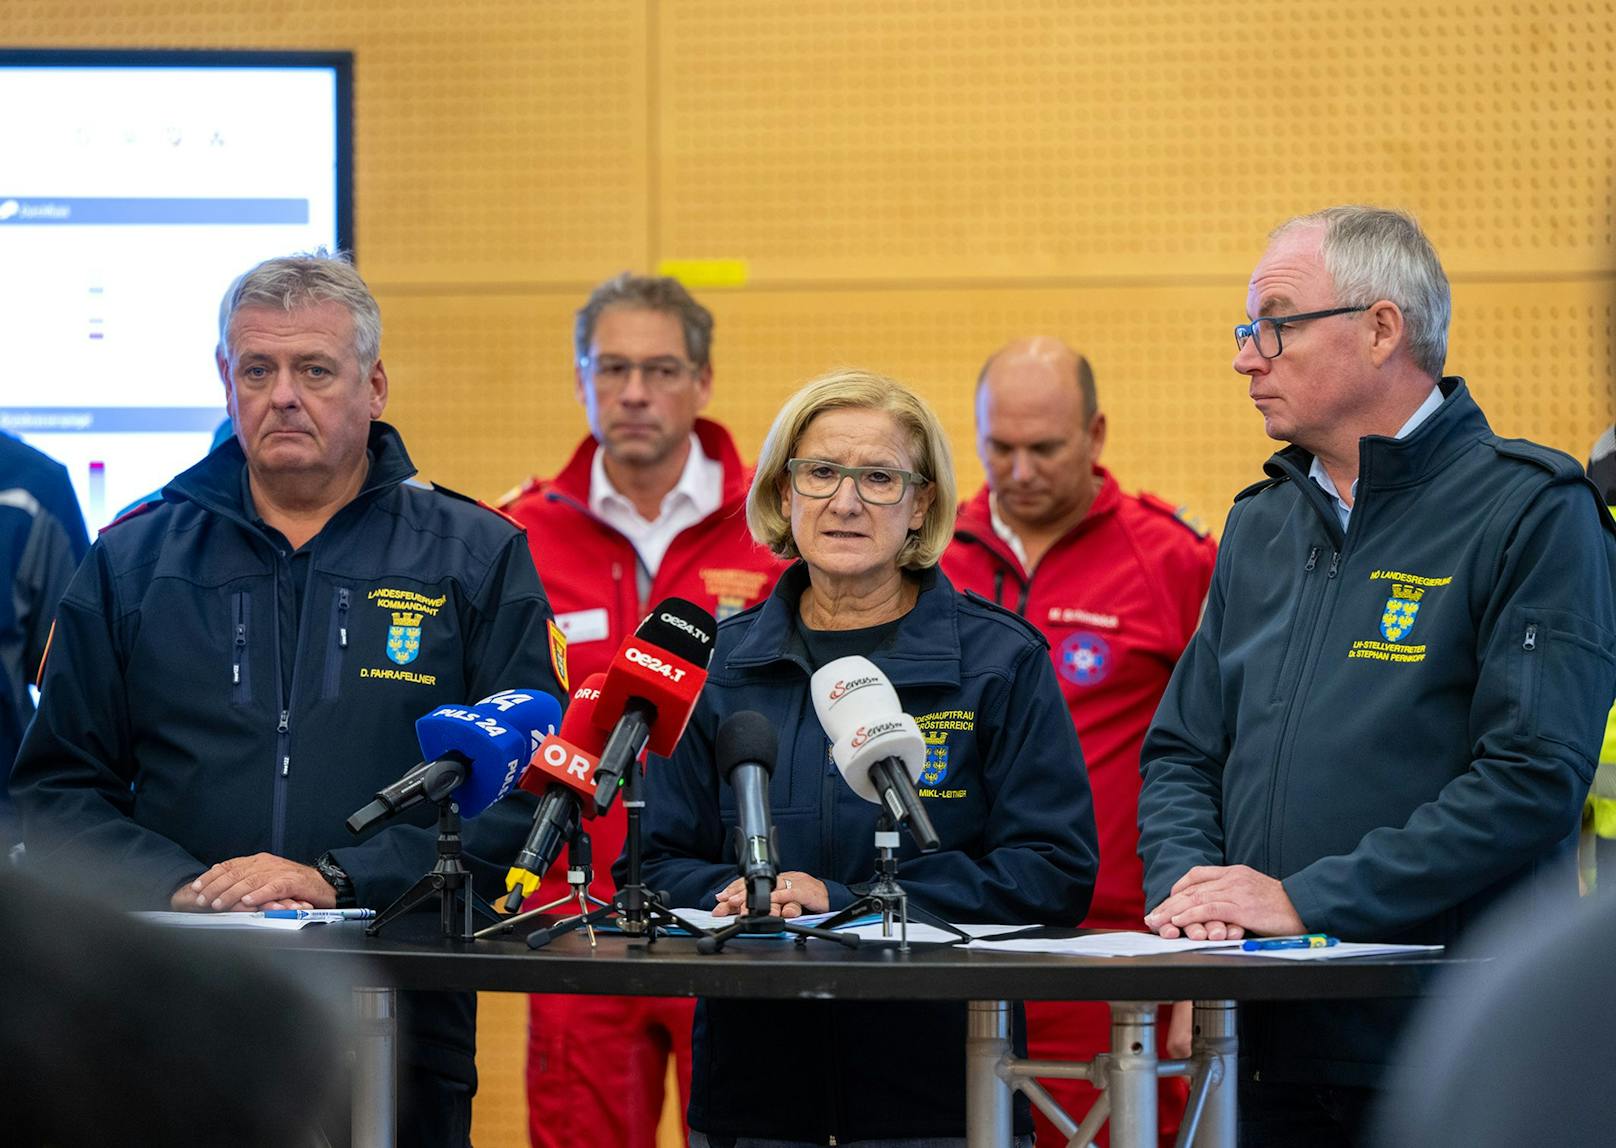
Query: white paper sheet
964 932 1235 957
134 911 321 930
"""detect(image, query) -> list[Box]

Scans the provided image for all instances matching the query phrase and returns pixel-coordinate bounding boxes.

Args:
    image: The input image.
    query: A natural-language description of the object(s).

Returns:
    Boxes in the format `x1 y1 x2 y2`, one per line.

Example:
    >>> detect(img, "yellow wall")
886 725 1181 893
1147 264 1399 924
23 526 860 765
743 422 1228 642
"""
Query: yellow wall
12 2 1616 1143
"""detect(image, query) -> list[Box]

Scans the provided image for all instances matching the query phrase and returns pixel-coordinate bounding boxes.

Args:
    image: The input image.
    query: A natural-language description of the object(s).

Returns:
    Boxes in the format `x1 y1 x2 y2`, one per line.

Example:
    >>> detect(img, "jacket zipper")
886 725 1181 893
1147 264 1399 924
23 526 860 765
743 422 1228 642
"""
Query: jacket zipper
322 586 351 699
231 591 251 704
612 561 632 626
1523 623 1538 651
270 545 317 857
990 556 1031 616
1262 546 1345 873
1267 547 1321 705
270 555 291 856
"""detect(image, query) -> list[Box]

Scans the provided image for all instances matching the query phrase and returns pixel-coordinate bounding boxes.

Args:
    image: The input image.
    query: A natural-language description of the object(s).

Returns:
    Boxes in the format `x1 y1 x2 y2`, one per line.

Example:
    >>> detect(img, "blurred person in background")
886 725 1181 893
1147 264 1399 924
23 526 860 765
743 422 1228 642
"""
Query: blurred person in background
1582 423 1616 890
0 430 89 858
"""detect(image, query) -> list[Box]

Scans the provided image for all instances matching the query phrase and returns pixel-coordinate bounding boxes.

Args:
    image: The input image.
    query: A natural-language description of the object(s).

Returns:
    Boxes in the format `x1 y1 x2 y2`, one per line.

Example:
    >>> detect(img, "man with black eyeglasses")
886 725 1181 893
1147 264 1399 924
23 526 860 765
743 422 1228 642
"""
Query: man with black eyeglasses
1137 206 1616 1145
500 273 783 1148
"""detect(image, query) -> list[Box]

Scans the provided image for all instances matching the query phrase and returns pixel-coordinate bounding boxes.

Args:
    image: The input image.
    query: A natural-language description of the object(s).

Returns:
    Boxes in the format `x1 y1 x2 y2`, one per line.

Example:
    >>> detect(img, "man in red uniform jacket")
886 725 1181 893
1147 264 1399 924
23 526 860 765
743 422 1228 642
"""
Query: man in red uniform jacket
940 337 1216 1148
501 273 785 1148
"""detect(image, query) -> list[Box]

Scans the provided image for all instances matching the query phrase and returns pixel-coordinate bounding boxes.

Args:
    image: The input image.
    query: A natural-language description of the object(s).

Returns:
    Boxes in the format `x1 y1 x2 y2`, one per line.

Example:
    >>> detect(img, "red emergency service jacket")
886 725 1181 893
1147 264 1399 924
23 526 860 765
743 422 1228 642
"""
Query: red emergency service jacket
500 418 786 906
941 469 1215 929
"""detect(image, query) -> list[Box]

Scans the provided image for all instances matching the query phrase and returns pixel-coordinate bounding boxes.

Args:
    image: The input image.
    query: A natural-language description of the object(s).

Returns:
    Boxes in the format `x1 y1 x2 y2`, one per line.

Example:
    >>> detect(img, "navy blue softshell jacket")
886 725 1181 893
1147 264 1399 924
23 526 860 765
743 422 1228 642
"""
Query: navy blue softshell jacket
629 562 1099 1142
1139 379 1616 1087
1 433 91 816
10 422 561 1084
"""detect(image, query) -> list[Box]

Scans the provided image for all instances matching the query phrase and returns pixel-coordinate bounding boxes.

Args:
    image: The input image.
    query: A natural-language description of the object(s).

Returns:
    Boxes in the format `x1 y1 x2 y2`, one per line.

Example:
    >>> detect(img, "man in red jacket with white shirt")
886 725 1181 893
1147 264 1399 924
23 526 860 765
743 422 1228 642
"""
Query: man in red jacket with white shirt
940 337 1216 1147
502 274 784 1148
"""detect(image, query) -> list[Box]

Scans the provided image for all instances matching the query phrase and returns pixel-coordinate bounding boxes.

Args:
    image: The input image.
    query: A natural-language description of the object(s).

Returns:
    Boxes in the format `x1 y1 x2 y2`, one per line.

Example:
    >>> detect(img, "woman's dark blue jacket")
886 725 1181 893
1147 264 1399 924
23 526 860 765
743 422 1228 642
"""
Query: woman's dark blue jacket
630 562 1098 1142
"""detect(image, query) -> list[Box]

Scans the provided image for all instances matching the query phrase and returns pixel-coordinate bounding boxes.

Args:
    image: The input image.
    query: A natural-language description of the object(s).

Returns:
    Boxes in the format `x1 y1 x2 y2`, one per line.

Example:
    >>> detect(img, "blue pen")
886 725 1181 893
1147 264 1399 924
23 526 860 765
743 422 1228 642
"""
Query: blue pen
260 908 376 920
1242 933 1338 951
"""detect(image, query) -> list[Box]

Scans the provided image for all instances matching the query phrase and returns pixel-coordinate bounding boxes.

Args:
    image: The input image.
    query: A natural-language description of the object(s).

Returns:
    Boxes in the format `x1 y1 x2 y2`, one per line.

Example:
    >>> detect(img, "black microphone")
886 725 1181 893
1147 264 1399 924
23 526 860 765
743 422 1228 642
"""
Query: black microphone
589 598 717 814
503 789 583 913
716 710 780 916
866 758 940 852
502 675 610 913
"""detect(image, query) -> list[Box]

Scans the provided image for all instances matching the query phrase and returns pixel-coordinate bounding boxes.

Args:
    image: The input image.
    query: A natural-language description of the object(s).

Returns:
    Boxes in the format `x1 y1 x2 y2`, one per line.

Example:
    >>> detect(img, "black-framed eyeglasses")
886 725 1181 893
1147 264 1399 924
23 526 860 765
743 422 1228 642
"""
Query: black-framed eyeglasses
1234 306 1369 360
786 458 929 506
580 354 697 391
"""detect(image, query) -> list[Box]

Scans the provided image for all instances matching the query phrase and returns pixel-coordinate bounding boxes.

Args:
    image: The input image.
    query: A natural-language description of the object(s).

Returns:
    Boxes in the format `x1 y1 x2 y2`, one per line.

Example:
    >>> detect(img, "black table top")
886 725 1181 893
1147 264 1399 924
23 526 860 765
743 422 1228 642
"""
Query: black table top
245 916 1462 1003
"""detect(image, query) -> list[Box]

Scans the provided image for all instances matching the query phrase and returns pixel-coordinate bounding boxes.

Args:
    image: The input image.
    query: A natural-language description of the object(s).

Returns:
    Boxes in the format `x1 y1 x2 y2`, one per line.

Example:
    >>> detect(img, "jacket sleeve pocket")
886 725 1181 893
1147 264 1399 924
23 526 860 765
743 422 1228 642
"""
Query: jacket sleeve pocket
1514 605 1616 765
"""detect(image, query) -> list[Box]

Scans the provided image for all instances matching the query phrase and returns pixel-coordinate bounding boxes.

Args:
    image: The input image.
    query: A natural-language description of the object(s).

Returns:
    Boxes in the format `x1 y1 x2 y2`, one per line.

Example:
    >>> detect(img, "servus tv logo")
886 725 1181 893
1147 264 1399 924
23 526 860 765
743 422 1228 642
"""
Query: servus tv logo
828 675 880 701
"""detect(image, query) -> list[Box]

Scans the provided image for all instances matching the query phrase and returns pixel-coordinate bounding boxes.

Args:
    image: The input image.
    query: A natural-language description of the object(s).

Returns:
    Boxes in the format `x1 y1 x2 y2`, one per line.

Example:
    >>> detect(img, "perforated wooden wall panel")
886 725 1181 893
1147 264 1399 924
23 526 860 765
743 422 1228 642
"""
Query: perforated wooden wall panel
703 285 1272 530
377 290 589 496
658 1 1616 282
1453 282 1616 448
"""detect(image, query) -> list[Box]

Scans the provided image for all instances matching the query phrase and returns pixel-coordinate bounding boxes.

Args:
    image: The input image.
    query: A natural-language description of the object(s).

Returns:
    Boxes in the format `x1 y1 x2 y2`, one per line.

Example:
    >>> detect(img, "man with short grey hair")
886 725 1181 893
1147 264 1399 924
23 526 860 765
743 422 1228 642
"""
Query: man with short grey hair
1138 206 1616 1143
12 250 563 1147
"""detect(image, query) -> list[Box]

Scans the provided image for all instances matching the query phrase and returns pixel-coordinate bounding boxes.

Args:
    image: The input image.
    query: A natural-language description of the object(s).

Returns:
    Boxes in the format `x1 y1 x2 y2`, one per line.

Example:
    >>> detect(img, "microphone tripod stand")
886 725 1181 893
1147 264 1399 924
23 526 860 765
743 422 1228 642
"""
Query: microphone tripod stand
563 759 710 948
815 814 972 953
367 800 502 941
474 823 613 946
697 885 861 953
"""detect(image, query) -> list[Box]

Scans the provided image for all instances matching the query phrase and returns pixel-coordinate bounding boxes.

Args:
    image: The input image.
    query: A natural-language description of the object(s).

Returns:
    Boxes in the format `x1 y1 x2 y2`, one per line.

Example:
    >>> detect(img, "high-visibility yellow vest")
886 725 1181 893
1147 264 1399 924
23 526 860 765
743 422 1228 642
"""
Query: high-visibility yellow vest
1584 507 1616 844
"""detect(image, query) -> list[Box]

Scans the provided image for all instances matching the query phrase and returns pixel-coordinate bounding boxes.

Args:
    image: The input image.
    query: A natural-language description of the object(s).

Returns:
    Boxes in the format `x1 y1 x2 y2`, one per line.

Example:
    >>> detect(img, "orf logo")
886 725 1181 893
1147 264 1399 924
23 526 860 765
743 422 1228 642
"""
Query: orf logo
387 611 423 665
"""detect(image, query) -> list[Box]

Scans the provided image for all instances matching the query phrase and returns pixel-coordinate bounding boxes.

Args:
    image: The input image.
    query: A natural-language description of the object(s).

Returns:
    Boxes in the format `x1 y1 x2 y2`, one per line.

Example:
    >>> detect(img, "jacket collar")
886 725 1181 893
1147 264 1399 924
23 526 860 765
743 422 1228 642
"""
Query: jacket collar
1262 377 1487 537
163 420 418 527
547 417 752 509
724 561 962 689
953 467 1121 569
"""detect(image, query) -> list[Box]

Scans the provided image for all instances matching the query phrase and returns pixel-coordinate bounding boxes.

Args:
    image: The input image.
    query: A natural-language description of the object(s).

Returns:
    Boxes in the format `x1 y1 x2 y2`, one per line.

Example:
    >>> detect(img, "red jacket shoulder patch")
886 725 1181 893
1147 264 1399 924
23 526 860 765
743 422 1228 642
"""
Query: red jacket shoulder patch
1136 491 1209 539
99 498 162 535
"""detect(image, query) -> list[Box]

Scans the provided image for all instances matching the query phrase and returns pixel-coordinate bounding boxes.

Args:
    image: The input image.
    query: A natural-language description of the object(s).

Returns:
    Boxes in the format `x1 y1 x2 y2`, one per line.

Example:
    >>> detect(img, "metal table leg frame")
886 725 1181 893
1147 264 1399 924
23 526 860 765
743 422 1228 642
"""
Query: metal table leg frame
966 1000 1014 1148
1178 1000 1236 1148
353 987 397 1148
1106 1001 1159 1148
992 1024 1195 1148
999 1055 1097 1146
970 999 1224 1148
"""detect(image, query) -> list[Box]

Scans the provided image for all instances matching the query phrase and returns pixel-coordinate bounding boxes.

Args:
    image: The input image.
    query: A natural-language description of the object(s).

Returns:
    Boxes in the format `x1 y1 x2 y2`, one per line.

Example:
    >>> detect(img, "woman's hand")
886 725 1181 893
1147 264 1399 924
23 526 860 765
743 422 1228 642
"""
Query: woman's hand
711 872 830 918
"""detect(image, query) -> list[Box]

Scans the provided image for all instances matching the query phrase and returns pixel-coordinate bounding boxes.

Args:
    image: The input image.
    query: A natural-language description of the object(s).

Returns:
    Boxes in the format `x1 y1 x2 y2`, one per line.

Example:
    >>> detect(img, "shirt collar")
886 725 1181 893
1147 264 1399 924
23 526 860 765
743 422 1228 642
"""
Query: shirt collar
588 433 720 524
1307 384 1443 523
986 495 1031 571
